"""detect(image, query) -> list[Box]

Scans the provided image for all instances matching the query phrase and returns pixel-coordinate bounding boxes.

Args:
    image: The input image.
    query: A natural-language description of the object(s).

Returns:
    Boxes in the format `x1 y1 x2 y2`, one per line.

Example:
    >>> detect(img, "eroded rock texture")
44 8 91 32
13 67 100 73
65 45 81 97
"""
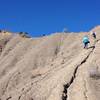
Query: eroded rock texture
0 26 100 100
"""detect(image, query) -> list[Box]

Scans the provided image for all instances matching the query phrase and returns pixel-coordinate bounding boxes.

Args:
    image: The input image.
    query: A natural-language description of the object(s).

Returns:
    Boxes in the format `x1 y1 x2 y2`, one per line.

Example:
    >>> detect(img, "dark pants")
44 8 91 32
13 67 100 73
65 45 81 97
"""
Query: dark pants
93 34 96 39
84 41 90 49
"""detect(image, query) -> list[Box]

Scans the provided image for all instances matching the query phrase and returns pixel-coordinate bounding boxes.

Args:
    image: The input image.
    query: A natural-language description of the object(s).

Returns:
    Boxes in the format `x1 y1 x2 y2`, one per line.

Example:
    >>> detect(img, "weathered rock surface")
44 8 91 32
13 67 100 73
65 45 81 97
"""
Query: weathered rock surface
0 27 100 100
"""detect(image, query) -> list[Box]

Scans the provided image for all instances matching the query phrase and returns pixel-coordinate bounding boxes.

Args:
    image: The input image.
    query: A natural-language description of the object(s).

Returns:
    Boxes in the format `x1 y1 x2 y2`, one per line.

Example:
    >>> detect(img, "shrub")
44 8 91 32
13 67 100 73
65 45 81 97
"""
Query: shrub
89 68 100 79
18 32 30 38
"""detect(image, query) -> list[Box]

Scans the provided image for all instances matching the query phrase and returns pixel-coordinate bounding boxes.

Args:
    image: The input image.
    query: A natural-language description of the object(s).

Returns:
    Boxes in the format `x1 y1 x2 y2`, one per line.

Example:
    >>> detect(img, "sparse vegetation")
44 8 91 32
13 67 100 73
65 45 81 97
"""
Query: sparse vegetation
89 68 100 79
18 32 31 38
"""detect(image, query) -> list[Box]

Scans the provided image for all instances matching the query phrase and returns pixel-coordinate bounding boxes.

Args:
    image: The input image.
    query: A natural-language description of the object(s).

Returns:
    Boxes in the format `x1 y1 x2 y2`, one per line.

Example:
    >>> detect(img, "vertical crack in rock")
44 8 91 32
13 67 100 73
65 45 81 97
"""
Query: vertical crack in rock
18 96 21 100
62 49 94 100
62 39 100 100
6 96 12 100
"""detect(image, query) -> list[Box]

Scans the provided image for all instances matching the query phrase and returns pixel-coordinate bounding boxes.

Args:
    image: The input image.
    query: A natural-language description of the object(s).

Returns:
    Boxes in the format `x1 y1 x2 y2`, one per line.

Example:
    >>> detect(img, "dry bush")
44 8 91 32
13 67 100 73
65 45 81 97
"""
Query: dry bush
89 68 100 79
18 32 30 38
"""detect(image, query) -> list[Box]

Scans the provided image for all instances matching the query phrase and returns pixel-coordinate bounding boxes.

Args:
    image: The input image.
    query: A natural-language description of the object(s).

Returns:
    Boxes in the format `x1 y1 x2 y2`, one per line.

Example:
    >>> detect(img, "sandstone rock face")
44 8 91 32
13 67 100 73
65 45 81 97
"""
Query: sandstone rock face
0 27 100 100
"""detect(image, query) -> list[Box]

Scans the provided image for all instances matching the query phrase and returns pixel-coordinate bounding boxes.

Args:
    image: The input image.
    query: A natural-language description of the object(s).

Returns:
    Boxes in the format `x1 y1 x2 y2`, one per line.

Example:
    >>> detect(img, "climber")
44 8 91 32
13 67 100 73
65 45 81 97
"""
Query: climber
91 31 96 39
82 35 90 49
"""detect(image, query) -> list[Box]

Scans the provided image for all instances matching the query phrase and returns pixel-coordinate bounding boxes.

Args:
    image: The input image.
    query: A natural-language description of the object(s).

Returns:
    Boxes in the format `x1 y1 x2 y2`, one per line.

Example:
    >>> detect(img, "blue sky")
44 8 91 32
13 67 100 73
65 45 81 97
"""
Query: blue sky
0 0 100 37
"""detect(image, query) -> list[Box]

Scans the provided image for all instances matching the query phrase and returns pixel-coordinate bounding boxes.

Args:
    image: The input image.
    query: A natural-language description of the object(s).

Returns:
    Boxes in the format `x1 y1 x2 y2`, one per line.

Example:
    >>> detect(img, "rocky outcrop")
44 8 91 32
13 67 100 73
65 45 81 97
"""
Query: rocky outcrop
0 27 100 100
